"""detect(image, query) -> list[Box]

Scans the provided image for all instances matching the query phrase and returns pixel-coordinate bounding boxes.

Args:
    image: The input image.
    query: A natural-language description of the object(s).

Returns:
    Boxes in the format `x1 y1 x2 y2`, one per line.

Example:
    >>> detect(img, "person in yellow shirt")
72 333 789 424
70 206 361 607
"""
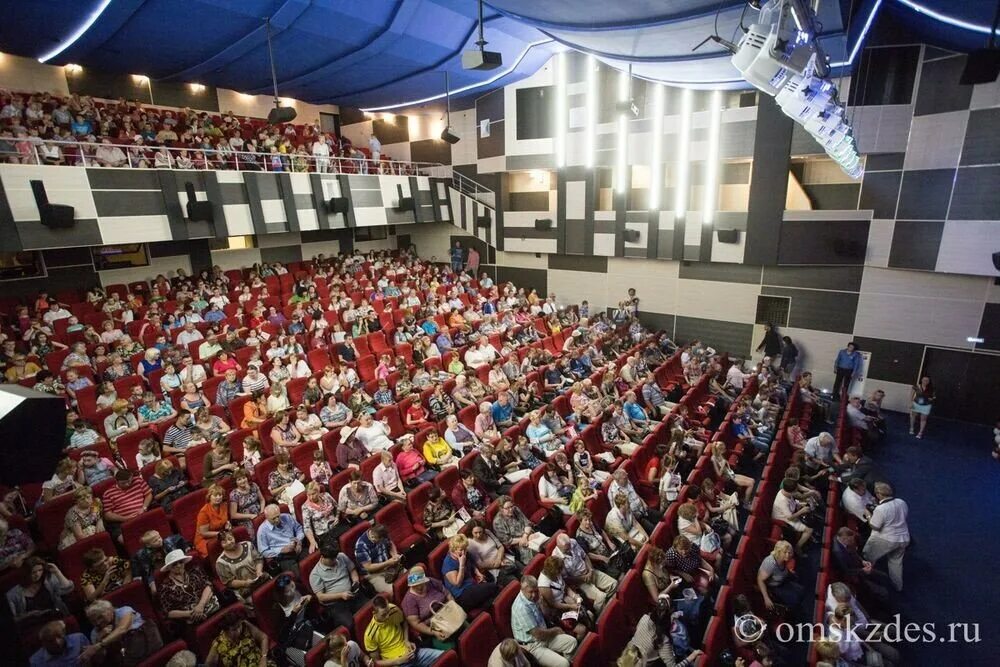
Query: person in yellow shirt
5 354 41 383
364 596 443 666
422 430 456 468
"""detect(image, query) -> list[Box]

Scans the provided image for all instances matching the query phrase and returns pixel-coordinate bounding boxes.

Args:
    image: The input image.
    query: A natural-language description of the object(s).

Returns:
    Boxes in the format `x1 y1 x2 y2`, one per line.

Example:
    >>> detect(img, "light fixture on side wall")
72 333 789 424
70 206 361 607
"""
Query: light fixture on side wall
264 18 296 125
701 90 723 226
64 64 82 75
440 72 460 144
673 87 693 219
554 52 567 168
614 67 630 194
648 84 665 211
585 55 598 168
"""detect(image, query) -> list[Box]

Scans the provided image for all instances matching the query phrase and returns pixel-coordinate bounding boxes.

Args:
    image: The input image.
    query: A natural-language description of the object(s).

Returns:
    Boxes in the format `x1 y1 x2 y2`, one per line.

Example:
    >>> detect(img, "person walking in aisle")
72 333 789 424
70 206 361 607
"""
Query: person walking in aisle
832 341 863 400
862 482 909 593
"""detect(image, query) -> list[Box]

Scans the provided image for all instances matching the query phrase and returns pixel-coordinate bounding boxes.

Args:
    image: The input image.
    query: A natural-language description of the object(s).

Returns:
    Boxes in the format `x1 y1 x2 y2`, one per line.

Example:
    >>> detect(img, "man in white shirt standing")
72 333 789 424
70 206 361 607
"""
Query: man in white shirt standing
368 132 381 162
726 360 749 391
312 134 331 173
862 482 909 592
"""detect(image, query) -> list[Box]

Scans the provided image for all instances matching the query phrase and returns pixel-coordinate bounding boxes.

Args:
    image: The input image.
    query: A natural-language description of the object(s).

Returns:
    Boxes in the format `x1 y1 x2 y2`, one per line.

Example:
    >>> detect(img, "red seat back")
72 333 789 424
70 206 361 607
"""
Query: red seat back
458 611 500 667
490 580 520 639
121 507 173 553
172 488 208 543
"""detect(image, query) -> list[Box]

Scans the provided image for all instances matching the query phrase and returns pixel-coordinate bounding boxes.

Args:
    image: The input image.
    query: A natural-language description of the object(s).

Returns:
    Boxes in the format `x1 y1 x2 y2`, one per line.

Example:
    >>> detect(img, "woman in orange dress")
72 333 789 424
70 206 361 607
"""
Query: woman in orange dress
194 484 230 556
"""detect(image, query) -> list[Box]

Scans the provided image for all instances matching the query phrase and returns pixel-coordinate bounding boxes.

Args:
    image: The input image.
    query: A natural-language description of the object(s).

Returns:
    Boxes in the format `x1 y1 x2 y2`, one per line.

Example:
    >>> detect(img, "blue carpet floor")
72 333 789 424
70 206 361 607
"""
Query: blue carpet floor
862 412 998 666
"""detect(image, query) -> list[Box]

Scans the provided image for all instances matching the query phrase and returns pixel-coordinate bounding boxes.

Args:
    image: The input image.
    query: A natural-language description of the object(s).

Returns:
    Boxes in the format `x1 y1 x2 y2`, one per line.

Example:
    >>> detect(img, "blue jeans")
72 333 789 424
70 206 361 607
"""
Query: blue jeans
406 648 445 666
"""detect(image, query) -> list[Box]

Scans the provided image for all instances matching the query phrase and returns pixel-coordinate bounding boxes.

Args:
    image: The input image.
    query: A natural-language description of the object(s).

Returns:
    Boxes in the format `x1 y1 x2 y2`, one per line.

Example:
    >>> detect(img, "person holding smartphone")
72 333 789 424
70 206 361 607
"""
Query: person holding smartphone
309 540 370 633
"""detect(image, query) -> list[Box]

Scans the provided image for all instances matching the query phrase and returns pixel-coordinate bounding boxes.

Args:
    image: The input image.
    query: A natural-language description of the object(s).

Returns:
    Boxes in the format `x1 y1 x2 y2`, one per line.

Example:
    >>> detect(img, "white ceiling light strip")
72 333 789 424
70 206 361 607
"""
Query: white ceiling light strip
38 0 114 63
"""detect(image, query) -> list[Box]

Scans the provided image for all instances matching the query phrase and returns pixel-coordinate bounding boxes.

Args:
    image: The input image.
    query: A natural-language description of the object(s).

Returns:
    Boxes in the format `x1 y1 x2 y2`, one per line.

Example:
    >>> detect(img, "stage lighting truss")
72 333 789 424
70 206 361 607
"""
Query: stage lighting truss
731 0 863 178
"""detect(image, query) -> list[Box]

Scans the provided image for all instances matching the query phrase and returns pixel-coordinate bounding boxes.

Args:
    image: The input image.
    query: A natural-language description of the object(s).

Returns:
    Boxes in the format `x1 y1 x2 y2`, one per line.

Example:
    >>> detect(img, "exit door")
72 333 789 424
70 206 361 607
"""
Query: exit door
920 348 1000 425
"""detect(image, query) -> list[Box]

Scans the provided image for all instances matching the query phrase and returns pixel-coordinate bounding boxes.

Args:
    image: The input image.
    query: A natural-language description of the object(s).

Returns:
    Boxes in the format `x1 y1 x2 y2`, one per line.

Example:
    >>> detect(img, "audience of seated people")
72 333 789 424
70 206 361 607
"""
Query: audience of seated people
0 89 413 174
0 247 911 666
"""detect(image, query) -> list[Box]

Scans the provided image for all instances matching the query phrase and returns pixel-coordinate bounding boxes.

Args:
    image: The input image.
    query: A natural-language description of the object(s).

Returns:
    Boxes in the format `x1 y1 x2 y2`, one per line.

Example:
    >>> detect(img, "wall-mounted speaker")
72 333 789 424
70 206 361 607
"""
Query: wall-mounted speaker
395 184 415 211
30 180 75 228
475 215 491 228
717 229 741 244
328 197 350 214
992 251 1000 272
184 182 214 223
622 229 641 243
534 218 552 231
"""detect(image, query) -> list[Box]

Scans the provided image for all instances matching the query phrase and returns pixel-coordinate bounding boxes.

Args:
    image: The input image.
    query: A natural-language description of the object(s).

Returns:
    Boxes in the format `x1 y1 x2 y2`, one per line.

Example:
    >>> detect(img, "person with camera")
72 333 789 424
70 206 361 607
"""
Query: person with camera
355 523 403 594
771 478 816 556
755 541 803 614
309 537 370 633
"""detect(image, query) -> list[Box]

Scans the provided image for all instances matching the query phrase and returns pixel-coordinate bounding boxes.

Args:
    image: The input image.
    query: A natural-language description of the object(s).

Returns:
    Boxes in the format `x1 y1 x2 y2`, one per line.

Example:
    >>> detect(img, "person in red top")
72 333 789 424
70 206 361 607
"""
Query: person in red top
212 351 240 376
395 437 436 486
644 443 668 487
101 469 152 545
404 391 431 432
450 470 490 520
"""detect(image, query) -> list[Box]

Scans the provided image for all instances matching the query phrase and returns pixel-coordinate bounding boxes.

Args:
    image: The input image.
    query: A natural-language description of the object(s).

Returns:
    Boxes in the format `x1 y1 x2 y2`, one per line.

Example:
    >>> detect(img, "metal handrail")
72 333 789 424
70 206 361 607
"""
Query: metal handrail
452 170 496 208
0 139 451 177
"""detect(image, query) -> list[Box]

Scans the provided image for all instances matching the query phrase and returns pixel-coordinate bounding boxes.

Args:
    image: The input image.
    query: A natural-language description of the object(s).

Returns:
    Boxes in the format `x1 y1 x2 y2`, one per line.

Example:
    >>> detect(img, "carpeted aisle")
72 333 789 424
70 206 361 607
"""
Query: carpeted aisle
865 412 998 665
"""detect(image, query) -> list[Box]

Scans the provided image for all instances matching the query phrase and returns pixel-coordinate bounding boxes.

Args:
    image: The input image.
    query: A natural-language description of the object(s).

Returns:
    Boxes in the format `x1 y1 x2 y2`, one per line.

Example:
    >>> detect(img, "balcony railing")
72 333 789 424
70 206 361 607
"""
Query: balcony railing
0 140 452 178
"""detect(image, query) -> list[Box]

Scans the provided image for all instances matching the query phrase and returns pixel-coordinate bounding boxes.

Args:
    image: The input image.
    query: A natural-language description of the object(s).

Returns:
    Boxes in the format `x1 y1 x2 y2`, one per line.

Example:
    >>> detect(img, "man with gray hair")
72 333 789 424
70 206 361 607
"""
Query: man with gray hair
30 619 91 666
863 482 909 592
84 599 163 665
510 575 578 667
553 533 616 610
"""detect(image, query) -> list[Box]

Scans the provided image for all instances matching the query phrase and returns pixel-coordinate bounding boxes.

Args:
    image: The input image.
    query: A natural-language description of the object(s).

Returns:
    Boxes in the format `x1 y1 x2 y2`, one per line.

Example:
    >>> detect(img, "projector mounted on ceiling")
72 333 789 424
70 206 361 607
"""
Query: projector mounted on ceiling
462 0 502 71
264 17 297 125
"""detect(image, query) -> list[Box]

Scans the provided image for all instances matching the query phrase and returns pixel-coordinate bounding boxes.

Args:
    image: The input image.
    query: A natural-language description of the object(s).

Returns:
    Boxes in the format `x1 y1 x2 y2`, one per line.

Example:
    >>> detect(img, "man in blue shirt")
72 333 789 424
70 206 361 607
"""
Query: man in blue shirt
491 392 515 428
450 242 464 273
832 341 863 399
257 504 305 573
30 620 91 667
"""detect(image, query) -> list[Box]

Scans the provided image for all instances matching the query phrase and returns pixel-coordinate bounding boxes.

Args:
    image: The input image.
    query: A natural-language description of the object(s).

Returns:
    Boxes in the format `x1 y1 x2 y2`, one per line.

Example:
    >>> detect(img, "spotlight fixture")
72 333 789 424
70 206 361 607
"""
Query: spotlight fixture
727 0 862 178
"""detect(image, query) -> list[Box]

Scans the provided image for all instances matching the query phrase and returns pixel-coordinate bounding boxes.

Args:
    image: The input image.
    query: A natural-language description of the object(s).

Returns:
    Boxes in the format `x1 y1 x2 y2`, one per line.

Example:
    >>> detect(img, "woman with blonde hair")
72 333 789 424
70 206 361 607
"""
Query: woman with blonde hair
711 441 754 508
756 540 802 611
301 481 344 552
104 398 139 443
441 533 499 611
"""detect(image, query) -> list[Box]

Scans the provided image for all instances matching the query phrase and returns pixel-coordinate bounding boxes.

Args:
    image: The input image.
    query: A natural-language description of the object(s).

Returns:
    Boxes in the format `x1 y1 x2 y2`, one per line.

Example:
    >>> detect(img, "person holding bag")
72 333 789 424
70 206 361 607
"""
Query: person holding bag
401 566 462 650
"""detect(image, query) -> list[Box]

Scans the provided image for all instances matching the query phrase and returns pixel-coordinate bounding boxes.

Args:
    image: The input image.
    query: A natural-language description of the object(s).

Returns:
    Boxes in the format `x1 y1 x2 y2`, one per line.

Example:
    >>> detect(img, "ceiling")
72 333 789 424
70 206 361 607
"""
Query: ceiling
0 0 995 110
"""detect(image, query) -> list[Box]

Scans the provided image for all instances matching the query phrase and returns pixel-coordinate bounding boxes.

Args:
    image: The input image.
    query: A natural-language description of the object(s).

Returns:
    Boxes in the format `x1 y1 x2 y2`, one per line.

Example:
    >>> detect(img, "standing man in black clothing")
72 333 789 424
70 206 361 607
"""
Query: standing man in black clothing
756 323 782 368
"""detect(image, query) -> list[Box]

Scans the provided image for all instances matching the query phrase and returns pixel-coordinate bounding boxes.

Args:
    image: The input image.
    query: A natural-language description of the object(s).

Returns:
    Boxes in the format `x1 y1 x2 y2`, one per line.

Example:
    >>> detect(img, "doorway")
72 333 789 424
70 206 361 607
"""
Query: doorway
320 112 340 136
920 348 1000 425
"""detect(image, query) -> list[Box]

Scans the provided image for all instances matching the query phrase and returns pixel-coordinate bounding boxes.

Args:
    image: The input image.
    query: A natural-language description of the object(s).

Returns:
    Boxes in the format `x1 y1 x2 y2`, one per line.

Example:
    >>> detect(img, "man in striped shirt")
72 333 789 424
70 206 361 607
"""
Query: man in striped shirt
162 413 195 461
102 469 151 544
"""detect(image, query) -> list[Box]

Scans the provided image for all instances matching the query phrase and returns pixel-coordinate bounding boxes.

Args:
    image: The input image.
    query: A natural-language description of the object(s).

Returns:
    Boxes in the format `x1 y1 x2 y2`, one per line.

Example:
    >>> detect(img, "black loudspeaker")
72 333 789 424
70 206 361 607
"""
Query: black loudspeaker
395 185 415 212
717 229 740 243
184 182 214 223
440 127 460 144
475 215 491 228
992 251 1000 271
960 49 1000 85
623 229 641 242
327 197 350 214
30 180 75 228
534 218 552 231
833 238 864 260
0 386 66 486
267 105 298 125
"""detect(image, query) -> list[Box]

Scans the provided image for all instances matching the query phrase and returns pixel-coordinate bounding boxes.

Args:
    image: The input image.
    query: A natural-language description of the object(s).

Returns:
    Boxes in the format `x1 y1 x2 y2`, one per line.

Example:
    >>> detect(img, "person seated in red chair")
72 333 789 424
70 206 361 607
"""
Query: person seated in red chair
102 468 152 546
158 549 221 626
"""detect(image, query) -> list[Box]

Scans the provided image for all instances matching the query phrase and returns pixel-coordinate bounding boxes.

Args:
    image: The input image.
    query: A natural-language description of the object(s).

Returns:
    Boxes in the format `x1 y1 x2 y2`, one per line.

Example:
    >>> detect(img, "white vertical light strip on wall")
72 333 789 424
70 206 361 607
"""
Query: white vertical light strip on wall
673 87 693 218
702 89 724 226
585 56 598 168
614 70 629 193
555 52 567 168
648 84 665 210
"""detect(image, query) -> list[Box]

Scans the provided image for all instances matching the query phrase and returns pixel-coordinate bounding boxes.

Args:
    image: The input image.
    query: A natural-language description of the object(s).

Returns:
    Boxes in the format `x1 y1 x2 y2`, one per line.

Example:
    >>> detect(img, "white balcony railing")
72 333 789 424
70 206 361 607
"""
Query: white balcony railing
0 140 452 178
